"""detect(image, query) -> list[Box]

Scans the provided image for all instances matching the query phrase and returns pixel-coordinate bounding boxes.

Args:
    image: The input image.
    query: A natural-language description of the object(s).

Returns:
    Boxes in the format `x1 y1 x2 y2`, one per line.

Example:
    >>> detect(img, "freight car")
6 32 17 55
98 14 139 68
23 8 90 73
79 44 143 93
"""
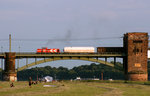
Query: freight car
97 47 124 53
37 47 60 53
148 48 150 58
64 47 95 53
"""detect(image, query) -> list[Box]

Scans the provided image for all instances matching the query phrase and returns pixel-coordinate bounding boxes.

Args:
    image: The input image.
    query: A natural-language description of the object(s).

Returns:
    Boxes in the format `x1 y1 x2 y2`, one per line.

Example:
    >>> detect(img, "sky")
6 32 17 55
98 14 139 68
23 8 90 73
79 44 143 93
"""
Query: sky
0 0 150 69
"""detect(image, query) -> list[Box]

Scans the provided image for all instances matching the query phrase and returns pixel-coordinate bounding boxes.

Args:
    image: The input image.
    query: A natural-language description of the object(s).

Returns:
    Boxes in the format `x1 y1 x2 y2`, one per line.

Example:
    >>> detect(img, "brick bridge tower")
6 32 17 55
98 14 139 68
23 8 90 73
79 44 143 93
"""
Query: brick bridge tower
124 32 148 81
3 52 17 81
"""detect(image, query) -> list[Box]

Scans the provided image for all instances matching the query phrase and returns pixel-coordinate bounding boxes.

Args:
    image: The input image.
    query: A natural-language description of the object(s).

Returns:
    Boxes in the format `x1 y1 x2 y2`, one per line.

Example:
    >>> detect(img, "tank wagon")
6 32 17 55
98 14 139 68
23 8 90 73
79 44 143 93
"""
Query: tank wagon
37 47 124 53
97 47 124 53
64 47 95 53
148 48 150 58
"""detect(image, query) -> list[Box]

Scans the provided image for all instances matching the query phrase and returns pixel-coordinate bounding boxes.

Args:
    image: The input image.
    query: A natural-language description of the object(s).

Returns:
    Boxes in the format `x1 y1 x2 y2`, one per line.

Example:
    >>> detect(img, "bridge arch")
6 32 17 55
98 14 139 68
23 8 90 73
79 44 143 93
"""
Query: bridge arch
17 57 114 71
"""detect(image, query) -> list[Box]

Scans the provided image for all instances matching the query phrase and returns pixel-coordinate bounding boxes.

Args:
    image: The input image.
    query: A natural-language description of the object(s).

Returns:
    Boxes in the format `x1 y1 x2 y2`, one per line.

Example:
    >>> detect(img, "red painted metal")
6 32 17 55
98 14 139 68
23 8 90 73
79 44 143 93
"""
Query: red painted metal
36 48 60 53
36 49 42 53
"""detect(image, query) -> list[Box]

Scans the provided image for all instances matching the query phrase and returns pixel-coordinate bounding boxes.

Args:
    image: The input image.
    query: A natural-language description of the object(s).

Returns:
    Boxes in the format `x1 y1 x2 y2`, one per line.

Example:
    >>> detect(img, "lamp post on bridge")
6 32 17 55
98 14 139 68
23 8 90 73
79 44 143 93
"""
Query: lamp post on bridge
1 46 3 80
1 46 3 70
9 34 11 52
17 46 20 70
2 34 17 81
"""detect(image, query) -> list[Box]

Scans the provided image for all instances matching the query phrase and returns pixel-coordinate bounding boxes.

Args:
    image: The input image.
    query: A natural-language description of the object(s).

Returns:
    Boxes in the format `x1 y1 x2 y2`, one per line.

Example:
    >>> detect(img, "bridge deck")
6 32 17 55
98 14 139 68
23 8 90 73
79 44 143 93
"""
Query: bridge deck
0 52 125 58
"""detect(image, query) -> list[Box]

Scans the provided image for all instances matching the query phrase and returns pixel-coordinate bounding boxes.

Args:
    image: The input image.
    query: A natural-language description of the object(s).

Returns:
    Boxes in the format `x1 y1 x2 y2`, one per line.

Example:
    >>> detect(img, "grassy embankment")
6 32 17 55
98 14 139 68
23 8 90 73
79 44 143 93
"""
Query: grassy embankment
0 80 150 96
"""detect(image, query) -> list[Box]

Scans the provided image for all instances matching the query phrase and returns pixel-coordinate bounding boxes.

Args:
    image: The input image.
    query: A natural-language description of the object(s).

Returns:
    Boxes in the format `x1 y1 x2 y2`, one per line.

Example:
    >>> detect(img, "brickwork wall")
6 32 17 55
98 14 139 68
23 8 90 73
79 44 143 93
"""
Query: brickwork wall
4 52 16 73
3 52 17 81
124 32 148 81
128 74 148 81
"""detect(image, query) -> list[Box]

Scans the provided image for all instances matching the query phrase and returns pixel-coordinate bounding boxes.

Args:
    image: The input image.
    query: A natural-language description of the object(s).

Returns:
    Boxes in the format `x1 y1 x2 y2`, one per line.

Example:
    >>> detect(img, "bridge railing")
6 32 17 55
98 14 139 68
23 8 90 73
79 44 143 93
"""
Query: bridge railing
15 52 124 54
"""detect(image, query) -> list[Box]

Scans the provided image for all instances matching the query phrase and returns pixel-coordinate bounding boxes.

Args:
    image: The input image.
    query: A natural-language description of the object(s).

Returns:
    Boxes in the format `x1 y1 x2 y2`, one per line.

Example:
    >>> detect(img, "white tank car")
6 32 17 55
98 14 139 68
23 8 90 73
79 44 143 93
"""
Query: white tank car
148 50 150 58
64 47 95 53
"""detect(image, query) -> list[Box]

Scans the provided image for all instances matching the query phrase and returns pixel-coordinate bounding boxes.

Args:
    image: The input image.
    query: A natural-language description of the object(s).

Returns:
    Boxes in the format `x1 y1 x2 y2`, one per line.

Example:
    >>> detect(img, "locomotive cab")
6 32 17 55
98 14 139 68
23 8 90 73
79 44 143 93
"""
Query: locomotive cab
36 47 60 53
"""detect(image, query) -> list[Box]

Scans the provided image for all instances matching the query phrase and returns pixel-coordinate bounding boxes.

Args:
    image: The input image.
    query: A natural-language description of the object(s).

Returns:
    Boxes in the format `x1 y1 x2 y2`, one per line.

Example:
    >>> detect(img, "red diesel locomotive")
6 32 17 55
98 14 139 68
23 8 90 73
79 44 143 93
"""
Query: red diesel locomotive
36 47 60 53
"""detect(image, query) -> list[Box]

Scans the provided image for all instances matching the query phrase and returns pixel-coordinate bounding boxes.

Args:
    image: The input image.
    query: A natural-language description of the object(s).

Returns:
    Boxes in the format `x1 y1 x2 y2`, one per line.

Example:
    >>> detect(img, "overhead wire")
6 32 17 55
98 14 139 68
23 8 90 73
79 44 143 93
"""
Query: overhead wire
0 34 149 42
0 36 123 42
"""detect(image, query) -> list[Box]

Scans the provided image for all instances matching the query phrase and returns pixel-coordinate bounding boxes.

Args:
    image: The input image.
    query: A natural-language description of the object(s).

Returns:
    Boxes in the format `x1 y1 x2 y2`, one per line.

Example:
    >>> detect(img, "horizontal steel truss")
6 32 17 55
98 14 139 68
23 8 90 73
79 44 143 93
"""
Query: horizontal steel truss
17 57 114 71
0 52 125 58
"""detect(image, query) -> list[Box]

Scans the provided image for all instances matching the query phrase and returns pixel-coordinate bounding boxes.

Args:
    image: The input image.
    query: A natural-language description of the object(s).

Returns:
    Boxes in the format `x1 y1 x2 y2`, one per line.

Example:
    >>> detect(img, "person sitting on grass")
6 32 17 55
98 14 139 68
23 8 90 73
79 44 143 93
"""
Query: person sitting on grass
10 82 15 87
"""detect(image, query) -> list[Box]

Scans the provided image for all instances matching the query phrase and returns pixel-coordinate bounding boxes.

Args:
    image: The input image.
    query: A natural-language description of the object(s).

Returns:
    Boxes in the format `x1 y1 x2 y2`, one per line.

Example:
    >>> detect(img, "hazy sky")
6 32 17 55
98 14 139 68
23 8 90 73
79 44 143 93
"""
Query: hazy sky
0 0 150 68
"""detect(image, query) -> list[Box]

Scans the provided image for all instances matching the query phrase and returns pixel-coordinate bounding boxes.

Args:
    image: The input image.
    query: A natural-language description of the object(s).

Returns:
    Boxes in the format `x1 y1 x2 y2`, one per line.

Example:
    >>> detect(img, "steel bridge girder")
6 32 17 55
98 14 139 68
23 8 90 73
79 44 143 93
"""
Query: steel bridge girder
17 57 114 71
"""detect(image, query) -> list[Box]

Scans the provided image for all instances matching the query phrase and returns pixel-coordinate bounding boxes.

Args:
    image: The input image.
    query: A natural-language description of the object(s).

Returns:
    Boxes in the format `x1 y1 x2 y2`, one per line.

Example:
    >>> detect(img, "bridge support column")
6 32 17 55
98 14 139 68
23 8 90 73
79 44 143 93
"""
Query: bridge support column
3 52 17 81
124 32 148 81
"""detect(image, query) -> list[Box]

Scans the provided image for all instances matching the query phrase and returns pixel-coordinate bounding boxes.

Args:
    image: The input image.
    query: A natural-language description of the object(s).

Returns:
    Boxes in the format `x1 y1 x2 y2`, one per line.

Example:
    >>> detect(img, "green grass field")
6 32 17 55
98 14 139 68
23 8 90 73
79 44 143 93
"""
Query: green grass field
0 80 150 96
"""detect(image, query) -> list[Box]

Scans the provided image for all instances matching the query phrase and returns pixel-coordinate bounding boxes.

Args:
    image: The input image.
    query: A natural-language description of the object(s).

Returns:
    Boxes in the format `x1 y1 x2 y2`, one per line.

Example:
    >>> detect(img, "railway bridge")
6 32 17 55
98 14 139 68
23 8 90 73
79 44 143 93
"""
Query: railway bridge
0 32 149 81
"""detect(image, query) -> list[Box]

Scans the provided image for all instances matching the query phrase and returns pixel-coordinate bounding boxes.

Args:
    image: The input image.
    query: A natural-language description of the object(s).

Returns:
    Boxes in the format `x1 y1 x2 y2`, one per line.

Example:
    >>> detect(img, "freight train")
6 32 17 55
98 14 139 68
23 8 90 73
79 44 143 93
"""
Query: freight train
36 47 95 53
36 47 124 53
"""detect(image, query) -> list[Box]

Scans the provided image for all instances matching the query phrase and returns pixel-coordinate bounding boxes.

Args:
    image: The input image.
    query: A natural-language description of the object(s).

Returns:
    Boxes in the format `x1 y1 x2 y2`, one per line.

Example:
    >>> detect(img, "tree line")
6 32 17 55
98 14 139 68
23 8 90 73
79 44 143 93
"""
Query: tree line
17 62 124 81
0 61 150 81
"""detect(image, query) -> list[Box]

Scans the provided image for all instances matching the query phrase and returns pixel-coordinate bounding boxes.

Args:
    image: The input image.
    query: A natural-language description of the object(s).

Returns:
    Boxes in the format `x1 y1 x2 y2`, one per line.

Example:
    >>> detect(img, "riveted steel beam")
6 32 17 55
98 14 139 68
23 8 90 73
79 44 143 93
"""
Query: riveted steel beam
14 52 125 58
17 57 114 71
